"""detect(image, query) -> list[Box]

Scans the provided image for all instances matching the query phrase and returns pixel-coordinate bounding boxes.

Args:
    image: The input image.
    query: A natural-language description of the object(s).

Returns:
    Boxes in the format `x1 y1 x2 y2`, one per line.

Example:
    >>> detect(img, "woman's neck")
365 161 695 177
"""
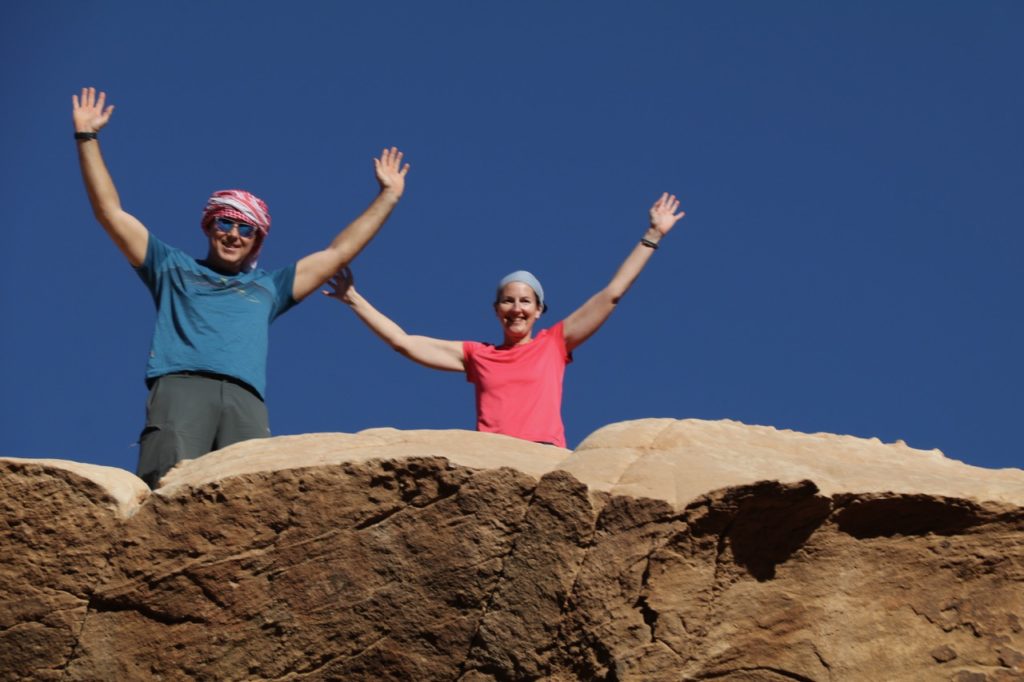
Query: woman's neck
500 333 534 348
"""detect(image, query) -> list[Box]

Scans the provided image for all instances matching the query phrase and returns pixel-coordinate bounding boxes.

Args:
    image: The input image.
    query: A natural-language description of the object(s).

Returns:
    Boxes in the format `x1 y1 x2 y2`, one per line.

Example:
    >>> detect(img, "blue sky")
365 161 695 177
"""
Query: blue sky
1 1 1021 473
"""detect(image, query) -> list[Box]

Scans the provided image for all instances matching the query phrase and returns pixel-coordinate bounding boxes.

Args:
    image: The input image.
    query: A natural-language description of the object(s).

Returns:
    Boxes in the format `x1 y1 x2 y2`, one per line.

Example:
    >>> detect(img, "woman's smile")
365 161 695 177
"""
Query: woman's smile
495 281 542 345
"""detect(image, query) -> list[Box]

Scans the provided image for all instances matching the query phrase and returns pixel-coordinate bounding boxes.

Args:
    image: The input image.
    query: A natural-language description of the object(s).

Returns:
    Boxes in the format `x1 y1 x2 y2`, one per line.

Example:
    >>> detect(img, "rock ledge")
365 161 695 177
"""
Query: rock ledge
2 419 1022 680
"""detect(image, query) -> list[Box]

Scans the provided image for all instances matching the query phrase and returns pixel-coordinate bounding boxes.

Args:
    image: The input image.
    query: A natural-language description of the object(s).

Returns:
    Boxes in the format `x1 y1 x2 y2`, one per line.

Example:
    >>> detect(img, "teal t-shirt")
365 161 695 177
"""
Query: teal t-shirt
135 235 297 399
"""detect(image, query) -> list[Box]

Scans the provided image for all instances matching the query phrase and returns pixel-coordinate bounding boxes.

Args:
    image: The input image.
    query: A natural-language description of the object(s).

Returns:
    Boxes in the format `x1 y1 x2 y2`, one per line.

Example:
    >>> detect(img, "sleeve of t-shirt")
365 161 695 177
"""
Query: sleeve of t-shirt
269 264 299 320
134 234 171 297
463 341 482 383
548 321 573 364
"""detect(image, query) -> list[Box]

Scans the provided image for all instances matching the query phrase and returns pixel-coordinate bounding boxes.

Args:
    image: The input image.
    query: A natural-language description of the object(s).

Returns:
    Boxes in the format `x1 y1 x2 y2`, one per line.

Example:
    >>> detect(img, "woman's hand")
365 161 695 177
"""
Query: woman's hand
322 266 356 304
648 192 685 237
72 87 114 134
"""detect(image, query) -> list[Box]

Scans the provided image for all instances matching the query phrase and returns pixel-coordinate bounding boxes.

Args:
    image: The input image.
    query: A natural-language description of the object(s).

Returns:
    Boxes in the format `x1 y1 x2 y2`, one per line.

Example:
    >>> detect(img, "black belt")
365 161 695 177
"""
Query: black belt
150 371 263 402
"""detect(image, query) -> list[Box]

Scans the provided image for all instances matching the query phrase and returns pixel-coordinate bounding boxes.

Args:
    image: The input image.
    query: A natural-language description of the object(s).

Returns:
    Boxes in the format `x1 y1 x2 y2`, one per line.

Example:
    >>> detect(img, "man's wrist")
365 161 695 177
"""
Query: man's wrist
74 131 98 141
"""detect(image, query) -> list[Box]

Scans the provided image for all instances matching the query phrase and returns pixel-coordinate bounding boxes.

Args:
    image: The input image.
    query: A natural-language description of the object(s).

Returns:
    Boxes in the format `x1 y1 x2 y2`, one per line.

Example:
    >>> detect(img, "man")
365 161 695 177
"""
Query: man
72 87 409 488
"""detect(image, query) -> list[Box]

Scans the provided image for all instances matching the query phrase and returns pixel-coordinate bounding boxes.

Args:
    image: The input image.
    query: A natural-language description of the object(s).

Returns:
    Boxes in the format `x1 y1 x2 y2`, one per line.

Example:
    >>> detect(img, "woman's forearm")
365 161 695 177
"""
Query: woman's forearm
342 288 465 371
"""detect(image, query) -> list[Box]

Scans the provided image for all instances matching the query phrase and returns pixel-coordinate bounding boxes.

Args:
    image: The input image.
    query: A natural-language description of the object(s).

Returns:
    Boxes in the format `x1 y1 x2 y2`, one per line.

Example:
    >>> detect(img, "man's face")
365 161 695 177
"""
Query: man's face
205 217 257 273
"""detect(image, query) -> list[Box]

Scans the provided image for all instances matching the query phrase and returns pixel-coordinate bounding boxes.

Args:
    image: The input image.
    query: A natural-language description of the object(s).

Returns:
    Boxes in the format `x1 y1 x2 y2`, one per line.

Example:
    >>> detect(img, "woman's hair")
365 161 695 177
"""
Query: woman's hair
495 270 548 313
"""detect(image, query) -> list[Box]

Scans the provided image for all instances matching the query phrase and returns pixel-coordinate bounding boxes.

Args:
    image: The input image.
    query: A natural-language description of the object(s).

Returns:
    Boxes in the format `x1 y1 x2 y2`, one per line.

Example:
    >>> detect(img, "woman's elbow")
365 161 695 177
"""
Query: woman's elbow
600 287 624 307
391 336 419 357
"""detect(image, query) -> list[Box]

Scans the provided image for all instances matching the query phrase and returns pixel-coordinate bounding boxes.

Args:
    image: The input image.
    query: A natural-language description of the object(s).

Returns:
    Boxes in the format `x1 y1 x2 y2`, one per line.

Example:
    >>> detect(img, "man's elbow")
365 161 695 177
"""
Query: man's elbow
326 246 357 270
93 208 118 228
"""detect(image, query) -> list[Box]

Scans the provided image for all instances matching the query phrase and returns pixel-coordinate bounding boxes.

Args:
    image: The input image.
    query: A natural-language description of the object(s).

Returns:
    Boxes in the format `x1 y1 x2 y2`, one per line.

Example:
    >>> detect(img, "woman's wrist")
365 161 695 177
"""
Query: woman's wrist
643 226 662 242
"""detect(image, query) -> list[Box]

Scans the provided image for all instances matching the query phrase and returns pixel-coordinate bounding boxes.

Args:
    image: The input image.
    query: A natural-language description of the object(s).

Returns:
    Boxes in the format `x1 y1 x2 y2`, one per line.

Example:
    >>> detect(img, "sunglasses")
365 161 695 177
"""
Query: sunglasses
213 217 257 238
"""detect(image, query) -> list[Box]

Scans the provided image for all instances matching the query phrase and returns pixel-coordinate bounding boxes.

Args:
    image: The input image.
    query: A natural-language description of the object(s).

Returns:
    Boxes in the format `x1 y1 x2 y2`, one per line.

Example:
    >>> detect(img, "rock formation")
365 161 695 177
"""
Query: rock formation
2 419 1022 681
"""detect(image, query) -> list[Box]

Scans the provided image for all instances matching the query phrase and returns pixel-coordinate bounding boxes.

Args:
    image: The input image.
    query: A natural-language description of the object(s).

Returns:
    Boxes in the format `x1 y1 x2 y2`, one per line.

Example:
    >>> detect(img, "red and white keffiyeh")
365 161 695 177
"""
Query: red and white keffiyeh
201 189 272 272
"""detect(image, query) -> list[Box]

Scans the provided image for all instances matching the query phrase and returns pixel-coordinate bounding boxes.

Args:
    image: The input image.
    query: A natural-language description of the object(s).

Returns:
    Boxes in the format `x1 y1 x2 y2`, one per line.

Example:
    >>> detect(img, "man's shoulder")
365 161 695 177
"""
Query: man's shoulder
142 233 193 266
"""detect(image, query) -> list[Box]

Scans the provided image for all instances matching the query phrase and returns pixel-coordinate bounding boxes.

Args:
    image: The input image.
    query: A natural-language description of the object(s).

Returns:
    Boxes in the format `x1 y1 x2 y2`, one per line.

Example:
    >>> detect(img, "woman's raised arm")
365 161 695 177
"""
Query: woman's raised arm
562 193 685 351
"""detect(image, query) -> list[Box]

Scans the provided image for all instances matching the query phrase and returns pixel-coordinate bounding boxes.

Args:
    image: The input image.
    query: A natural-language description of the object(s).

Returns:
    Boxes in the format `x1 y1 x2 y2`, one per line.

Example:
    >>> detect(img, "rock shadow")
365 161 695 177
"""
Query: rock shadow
687 480 833 582
832 495 996 538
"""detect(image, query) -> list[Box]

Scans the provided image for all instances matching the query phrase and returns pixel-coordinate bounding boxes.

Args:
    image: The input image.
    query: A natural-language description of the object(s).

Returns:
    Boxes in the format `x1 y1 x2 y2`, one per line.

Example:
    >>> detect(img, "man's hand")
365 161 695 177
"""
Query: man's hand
72 87 115 134
649 192 685 237
374 147 410 198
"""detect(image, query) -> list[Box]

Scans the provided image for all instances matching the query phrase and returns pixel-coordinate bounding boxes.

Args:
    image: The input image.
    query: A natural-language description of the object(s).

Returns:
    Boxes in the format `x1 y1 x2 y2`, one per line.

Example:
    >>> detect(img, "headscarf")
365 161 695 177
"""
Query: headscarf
496 270 547 312
201 189 271 272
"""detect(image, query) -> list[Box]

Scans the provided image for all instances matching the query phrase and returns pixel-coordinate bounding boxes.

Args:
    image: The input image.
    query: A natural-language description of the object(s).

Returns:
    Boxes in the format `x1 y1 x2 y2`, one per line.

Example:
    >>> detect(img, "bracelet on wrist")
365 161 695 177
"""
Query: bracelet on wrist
74 131 98 141
640 237 660 250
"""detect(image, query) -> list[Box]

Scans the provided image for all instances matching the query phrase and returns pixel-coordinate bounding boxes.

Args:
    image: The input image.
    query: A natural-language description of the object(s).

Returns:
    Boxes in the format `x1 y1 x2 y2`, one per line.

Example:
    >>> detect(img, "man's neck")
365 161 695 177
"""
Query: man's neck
199 257 243 276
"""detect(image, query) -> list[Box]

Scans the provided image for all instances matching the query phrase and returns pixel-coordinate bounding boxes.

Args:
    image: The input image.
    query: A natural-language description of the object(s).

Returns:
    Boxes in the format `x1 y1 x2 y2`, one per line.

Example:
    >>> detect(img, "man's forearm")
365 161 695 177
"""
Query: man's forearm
75 137 149 266
291 189 402 300
77 139 123 223
325 188 401 263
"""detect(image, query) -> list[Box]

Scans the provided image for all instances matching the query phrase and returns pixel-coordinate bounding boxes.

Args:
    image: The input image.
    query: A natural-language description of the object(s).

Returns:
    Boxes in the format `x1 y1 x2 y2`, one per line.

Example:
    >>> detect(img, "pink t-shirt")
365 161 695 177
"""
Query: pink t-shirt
463 321 573 447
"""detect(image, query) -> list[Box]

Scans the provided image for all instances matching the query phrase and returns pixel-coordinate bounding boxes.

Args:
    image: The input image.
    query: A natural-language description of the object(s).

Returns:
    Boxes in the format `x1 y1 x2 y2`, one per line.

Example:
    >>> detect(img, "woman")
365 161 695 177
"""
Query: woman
323 192 684 447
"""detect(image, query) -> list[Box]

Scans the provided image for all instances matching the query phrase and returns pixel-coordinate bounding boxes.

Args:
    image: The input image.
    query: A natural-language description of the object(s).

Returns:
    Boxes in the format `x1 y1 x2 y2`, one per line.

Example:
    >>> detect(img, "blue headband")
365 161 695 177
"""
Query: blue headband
496 270 546 311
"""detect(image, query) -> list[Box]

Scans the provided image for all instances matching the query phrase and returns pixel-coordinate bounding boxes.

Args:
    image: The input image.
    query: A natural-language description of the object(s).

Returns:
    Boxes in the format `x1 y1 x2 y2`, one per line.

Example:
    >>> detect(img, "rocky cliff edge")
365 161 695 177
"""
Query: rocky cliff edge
2 418 1022 680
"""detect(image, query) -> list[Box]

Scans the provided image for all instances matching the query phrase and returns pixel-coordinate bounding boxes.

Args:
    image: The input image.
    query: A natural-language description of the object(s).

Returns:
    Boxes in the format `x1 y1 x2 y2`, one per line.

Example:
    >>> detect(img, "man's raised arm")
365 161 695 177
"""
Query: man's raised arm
73 87 149 267
291 147 409 301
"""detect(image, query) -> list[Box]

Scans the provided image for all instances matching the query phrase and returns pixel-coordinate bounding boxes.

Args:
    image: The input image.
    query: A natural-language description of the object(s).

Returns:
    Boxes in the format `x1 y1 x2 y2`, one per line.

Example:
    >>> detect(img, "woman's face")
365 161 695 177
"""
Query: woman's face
495 281 543 344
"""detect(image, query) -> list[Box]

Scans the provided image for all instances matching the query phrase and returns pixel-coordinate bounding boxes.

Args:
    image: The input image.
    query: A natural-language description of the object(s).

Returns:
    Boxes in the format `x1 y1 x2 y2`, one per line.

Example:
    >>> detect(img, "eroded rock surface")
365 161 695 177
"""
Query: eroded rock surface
2 419 1022 681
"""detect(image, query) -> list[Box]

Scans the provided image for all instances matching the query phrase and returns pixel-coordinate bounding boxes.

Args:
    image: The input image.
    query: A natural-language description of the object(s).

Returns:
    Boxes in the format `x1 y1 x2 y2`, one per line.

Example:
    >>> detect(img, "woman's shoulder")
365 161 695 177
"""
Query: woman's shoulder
462 339 494 355
534 320 566 344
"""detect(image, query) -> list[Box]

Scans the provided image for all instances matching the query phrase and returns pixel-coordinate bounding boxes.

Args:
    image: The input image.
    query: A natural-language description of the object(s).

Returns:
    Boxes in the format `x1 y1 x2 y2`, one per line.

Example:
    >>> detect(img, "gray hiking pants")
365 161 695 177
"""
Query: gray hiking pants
137 373 270 489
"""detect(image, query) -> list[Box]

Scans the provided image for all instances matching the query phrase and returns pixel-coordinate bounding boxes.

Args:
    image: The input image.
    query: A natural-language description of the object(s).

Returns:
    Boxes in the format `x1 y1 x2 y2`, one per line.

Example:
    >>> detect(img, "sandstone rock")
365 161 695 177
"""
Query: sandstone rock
561 418 1024 507
0 460 148 680
154 428 569 495
1 418 1022 681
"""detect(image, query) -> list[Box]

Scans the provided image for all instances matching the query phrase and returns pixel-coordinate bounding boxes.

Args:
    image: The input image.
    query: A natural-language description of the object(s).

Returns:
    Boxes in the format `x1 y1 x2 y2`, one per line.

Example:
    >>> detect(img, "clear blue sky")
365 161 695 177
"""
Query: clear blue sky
1 1 1021 472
